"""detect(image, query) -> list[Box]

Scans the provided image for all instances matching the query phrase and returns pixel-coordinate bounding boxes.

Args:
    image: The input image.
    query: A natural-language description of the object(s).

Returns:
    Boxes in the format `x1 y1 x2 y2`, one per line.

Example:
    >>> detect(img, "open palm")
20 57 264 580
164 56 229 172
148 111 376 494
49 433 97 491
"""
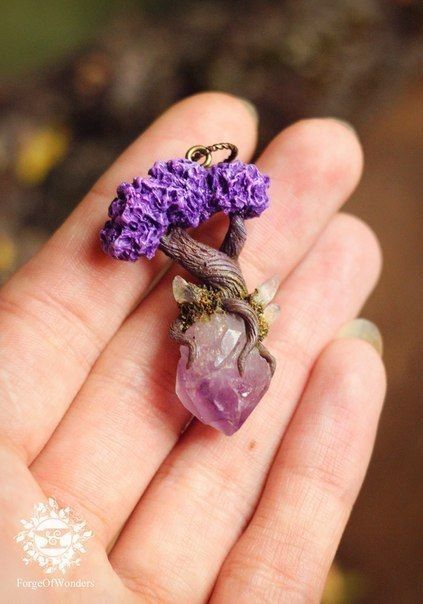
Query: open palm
0 93 385 603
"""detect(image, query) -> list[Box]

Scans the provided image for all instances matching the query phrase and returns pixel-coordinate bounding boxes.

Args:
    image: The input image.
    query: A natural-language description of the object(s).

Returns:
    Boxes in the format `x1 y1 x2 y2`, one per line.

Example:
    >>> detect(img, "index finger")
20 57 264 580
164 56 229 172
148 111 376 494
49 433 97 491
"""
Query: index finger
0 93 258 461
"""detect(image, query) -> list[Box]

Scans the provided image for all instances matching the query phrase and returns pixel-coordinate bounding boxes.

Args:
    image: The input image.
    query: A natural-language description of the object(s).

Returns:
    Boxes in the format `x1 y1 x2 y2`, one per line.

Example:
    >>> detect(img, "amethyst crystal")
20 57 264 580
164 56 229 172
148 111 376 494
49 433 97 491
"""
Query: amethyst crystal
100 158 270 261
176 313 272 435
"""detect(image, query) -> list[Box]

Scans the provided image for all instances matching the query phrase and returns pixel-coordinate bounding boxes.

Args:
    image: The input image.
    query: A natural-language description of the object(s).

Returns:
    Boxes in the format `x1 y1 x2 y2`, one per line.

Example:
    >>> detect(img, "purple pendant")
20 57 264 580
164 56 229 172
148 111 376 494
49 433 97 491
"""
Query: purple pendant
100 142 278 435
176 313 272 435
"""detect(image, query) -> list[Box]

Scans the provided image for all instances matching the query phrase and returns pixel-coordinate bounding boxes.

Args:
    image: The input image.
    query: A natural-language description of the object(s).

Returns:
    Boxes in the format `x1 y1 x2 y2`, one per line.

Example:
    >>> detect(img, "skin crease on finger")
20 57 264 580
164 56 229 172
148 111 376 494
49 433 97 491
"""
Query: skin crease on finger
29 121 365 551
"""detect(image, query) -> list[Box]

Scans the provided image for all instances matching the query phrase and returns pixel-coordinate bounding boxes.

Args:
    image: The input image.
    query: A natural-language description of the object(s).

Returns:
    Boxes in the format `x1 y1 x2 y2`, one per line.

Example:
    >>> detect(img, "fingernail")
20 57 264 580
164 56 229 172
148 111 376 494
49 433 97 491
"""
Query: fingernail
335 318 383 356
325 117 356 134
238 97 259 122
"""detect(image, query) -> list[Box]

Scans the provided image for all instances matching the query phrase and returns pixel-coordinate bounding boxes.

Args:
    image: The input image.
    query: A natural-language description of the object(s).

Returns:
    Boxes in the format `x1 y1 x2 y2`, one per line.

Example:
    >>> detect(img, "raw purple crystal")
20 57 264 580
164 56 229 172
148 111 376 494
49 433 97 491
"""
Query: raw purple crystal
176 313 271 435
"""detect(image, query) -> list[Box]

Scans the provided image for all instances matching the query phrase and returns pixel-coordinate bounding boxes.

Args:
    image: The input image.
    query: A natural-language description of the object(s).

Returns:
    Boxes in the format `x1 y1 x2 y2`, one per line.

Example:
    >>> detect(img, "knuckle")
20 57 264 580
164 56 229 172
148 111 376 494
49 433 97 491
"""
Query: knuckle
221 552 318 603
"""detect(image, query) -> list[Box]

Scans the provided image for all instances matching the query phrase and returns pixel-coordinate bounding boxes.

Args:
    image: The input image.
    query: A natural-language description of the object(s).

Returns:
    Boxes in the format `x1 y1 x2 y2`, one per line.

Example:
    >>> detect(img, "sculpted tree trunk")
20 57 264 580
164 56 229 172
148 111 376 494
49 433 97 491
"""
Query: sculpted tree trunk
159 215 276 376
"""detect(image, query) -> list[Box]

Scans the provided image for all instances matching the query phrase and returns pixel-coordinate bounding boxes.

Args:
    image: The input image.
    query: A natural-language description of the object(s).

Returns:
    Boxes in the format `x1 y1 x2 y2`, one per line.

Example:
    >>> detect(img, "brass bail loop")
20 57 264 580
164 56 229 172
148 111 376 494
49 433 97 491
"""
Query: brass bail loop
185 145 212 168
185 142 238 167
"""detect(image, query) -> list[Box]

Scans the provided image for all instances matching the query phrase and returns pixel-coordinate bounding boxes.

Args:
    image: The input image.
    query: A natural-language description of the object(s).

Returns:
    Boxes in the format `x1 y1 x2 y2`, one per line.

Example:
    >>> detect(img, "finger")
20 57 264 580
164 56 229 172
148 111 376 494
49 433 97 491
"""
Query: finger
242 117 363 288
0 440 47 593
0 438 128 600
201 117 363 288
31 121 363 550
0 92 258 461
108 214 382 601
211 338 386 603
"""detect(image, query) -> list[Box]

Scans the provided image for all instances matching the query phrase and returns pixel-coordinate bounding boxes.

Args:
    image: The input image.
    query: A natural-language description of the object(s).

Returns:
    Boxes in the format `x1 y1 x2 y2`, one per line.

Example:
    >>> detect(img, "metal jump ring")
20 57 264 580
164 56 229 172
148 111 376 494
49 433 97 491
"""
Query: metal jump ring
185 142 238 167
185 145 212 168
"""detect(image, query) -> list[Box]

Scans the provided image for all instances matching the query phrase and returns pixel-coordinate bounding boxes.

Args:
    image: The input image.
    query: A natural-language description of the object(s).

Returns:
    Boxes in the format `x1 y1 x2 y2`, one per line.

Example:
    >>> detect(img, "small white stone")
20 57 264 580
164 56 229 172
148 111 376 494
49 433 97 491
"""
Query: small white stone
172 276 198 304
252 274 281 307
263 302 281 325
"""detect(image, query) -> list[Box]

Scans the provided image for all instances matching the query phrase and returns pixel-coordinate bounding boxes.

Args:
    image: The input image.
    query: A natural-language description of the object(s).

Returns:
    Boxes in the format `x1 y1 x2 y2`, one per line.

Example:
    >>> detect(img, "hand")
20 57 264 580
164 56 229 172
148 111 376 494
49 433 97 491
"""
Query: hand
0 93 386 603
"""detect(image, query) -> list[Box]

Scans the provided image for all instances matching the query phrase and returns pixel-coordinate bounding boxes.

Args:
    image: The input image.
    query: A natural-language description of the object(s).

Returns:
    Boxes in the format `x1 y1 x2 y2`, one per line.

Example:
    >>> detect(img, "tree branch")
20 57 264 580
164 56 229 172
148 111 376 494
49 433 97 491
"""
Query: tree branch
159 227 247 298
219 214 247 260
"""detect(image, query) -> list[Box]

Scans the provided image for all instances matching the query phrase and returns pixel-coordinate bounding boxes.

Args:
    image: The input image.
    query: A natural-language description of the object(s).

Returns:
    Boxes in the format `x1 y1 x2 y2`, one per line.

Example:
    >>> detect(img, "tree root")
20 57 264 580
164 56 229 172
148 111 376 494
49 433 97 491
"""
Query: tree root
221 297 259 376
160 215 275 376
169 317 197 369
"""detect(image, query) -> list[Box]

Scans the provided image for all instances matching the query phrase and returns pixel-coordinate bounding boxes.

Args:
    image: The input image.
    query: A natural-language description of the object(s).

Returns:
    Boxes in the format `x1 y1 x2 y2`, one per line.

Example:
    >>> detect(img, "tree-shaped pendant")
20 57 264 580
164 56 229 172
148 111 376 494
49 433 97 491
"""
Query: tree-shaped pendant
100 143 279 435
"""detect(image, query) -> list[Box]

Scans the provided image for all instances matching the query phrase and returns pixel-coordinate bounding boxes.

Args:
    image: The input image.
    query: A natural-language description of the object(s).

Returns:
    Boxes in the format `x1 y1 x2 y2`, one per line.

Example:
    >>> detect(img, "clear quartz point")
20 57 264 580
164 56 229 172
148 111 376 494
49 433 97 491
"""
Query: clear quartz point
172 276 197 304
263 302 281 325
252 274 280 307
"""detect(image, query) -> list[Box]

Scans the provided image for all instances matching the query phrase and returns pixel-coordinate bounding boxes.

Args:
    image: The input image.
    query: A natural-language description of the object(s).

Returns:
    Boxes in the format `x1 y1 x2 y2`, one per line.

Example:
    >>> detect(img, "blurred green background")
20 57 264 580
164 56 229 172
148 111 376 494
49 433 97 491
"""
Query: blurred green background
0 1 421 602
0 0 120 76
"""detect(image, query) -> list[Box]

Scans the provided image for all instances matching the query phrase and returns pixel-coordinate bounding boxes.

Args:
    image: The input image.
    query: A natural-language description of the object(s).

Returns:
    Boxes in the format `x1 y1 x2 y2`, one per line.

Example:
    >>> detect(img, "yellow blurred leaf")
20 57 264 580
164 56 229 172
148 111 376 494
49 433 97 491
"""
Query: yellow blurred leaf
0 233 17 273
323 563 365 604
15 126 70 185
323 564 347 604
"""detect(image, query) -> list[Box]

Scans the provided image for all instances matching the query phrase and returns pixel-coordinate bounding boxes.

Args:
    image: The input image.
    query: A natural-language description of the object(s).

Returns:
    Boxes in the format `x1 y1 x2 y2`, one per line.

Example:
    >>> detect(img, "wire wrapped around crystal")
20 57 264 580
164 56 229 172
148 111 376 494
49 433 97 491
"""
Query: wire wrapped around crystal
100 148 278 435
